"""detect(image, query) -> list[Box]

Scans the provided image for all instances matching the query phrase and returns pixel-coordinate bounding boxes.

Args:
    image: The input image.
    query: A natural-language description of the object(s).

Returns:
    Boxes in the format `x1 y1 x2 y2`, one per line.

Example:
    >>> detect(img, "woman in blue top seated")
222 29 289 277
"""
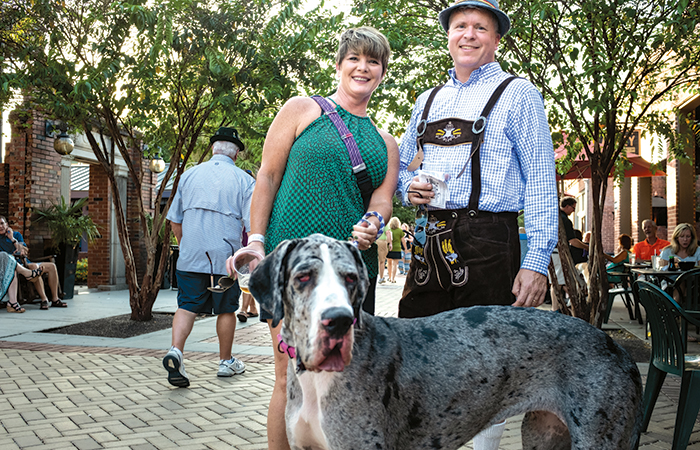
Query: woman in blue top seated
659 223 700 269
604 234 633 285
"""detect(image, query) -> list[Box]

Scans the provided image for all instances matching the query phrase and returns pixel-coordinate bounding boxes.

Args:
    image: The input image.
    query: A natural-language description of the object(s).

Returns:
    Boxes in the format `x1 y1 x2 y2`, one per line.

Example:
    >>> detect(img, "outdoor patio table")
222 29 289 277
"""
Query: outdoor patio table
631 268 687 281
624 263 651 269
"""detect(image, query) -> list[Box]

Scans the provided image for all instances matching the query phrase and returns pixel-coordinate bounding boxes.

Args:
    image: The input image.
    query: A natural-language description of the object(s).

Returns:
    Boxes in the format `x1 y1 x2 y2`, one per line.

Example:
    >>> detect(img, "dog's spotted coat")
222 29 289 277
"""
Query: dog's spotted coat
249 234 643 450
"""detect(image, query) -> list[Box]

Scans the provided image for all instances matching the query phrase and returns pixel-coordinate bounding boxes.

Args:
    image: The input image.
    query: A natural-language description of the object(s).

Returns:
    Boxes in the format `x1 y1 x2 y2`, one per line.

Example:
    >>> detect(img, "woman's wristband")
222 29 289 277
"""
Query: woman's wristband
360 211 385 238
247 234 265 245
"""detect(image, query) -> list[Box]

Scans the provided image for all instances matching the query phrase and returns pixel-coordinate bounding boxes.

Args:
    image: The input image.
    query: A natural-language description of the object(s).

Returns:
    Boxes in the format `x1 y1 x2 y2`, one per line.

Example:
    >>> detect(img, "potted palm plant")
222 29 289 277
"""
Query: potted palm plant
34 196 99 298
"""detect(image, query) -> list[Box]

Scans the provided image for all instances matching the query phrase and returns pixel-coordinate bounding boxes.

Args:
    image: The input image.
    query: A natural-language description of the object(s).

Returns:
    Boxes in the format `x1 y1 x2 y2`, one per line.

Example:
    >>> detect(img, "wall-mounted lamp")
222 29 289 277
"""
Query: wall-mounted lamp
45 120 75 155
149 152 166 173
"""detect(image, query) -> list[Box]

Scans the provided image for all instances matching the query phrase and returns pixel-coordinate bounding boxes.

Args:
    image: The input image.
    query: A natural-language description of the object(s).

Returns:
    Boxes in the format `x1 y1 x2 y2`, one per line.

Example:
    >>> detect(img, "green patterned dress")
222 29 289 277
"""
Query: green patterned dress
265 100 388 278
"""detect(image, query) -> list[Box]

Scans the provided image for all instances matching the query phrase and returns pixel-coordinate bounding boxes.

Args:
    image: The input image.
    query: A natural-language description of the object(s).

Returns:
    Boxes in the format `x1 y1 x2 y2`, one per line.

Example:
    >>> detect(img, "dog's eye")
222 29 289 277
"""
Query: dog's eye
296 274 311 283
344 274 357 284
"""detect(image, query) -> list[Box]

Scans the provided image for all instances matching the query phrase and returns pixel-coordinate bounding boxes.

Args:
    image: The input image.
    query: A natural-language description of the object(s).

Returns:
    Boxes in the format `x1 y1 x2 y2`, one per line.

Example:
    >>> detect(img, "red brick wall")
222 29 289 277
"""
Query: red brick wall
6 110 63 258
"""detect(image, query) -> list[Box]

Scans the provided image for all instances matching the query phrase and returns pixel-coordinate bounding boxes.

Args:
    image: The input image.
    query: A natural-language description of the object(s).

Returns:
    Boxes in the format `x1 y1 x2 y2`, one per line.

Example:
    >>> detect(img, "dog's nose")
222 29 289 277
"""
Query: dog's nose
321 307 354 338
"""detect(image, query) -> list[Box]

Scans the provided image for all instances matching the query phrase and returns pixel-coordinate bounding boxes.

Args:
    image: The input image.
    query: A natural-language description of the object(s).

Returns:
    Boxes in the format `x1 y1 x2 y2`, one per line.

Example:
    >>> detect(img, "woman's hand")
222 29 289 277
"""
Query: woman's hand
226 241 265 277
352 220 378 251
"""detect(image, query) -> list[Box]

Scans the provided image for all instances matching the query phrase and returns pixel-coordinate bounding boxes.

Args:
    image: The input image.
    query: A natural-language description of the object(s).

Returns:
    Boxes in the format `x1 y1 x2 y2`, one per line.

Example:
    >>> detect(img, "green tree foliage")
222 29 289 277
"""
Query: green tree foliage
2 0 333 320
499 0 700 325
347 0 700 326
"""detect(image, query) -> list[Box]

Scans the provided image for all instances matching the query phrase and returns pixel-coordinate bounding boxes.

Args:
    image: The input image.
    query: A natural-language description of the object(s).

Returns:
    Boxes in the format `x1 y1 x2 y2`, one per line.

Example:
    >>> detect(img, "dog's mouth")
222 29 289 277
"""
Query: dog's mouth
308 332 354 372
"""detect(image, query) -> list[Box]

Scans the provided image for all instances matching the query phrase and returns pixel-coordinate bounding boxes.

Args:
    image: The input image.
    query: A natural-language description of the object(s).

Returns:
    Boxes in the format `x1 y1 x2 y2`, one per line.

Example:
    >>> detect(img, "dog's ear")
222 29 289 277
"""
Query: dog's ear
343 241 369 329
249 239 300 328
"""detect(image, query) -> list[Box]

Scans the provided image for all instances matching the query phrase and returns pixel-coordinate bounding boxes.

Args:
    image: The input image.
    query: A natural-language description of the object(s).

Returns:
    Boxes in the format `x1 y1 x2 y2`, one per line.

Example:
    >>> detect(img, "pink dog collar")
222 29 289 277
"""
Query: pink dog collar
277 334 296 358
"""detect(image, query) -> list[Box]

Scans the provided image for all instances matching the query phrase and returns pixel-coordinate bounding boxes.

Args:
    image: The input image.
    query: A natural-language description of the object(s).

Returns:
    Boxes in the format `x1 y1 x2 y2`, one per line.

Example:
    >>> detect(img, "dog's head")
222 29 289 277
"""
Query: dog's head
249 234 369 372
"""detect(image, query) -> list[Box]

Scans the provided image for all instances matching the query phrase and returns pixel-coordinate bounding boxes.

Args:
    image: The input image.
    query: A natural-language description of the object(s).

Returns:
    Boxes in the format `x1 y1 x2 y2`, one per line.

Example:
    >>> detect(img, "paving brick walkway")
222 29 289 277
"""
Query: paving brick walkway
0 276 698 449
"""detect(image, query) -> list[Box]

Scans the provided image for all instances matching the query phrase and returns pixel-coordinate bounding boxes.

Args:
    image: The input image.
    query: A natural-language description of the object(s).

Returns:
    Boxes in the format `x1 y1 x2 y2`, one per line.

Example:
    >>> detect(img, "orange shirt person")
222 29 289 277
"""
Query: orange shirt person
632 219 670 261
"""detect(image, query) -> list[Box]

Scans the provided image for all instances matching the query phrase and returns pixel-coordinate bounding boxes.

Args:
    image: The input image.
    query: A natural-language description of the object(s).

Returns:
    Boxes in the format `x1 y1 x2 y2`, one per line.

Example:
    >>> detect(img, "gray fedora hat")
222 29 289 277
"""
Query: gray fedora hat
438 0 511 36
210 127 245 152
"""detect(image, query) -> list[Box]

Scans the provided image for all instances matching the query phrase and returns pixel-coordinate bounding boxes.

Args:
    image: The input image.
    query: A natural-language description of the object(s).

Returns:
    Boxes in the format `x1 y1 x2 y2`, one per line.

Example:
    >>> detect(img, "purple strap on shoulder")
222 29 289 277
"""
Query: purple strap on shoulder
311 95 366 173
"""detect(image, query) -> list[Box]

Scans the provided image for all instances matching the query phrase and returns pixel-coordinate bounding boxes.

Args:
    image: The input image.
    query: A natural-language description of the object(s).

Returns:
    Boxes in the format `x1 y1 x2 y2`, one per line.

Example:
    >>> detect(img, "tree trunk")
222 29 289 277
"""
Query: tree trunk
130 236 170 321
587 170 610 328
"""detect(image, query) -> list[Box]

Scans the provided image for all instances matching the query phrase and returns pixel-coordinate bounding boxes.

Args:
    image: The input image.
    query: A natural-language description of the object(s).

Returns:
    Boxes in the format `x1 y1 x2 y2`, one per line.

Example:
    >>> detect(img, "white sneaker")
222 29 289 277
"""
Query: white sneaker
378 278 386 284
163 347 189 387
218 356 245 377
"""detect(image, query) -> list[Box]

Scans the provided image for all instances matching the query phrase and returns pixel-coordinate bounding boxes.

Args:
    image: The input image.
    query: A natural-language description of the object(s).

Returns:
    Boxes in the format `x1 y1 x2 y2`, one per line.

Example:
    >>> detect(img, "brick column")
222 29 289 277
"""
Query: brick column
631 178 652 244
87 163 111 288
6 111 30 234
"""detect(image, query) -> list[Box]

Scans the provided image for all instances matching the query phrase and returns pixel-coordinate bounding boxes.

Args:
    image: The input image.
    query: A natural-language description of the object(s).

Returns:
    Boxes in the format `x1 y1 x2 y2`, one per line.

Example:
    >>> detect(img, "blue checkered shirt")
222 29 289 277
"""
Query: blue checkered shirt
398 63 558 275
167 155 255 275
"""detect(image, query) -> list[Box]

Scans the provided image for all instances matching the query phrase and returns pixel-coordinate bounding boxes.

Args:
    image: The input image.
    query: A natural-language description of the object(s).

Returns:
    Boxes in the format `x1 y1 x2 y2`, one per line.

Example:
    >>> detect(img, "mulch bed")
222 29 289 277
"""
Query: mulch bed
42 312 210 339
605 329 651 363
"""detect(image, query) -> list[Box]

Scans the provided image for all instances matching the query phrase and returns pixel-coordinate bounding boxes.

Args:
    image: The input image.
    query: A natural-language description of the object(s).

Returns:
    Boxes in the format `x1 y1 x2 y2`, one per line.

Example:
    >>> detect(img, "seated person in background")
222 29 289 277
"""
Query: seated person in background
2 252 47 313
660 223 700 341
0 216 66 309
581 231 591 259
574 230 591 285
570 229 588 265
604 234 633 286
632 219 670 261
659 223 700 269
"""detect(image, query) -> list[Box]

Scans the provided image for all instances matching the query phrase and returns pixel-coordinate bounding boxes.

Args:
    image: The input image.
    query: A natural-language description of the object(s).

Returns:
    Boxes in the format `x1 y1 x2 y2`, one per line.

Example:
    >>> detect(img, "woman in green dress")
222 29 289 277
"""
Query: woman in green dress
227 27 398 450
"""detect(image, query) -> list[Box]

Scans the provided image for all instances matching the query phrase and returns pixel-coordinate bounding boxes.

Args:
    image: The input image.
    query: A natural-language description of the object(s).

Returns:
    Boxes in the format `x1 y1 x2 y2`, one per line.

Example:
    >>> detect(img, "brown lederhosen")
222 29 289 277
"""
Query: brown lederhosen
400 77 520 318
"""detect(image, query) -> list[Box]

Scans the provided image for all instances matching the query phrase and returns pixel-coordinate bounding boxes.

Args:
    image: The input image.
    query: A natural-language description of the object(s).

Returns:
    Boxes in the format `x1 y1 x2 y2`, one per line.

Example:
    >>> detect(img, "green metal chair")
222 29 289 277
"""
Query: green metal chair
635 280 700 450
605 269 642 324
671 268 700 350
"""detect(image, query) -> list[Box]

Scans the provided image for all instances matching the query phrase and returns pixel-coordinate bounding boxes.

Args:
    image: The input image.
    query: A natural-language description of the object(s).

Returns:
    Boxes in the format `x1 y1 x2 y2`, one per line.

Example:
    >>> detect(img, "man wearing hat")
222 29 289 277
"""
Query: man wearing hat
163 127 255 387
397 2 558 446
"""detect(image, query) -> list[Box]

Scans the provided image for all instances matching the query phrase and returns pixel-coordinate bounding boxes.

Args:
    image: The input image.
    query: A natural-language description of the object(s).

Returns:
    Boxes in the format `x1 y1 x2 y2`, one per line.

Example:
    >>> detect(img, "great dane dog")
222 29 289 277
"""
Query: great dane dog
249 234 643 450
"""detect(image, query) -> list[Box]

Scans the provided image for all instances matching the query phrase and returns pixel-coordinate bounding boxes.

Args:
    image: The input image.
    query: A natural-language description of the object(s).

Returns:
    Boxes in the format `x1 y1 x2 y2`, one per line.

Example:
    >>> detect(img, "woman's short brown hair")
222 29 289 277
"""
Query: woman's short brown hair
618 234 633 250
336 27 391 75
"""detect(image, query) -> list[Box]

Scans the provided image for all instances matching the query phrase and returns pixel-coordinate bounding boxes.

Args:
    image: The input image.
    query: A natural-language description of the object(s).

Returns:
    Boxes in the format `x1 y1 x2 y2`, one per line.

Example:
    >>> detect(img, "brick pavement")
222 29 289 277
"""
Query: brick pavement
0 275 699 449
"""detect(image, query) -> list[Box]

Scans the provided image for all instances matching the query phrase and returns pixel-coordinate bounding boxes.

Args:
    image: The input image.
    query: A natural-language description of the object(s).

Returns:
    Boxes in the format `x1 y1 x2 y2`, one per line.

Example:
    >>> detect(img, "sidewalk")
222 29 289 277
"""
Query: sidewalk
0 278 698 449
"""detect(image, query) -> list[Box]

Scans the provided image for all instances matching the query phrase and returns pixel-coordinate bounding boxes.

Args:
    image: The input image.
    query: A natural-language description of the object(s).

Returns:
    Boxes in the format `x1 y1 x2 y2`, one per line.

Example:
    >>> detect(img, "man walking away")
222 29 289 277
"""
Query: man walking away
163 127 255 387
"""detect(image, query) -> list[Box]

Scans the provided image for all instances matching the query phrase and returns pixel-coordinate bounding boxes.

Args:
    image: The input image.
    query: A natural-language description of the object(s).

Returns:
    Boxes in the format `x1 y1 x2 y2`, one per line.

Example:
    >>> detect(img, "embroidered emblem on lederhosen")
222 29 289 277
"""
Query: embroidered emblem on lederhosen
435 121 461 143
422 117 479 148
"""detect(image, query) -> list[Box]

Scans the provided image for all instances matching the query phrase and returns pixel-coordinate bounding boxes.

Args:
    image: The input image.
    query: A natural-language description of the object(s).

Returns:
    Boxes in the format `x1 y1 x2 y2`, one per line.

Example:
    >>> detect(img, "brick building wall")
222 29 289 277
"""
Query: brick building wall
5 110 64 258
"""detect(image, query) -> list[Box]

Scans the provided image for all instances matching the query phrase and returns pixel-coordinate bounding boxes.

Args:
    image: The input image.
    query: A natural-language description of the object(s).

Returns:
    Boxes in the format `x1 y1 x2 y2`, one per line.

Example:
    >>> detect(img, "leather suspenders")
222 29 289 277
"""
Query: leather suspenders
408 76 519 216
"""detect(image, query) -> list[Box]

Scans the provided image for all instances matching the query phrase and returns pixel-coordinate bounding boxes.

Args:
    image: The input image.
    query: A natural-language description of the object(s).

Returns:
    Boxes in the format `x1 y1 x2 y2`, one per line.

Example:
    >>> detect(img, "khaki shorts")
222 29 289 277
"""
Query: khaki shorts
377 239 389 262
